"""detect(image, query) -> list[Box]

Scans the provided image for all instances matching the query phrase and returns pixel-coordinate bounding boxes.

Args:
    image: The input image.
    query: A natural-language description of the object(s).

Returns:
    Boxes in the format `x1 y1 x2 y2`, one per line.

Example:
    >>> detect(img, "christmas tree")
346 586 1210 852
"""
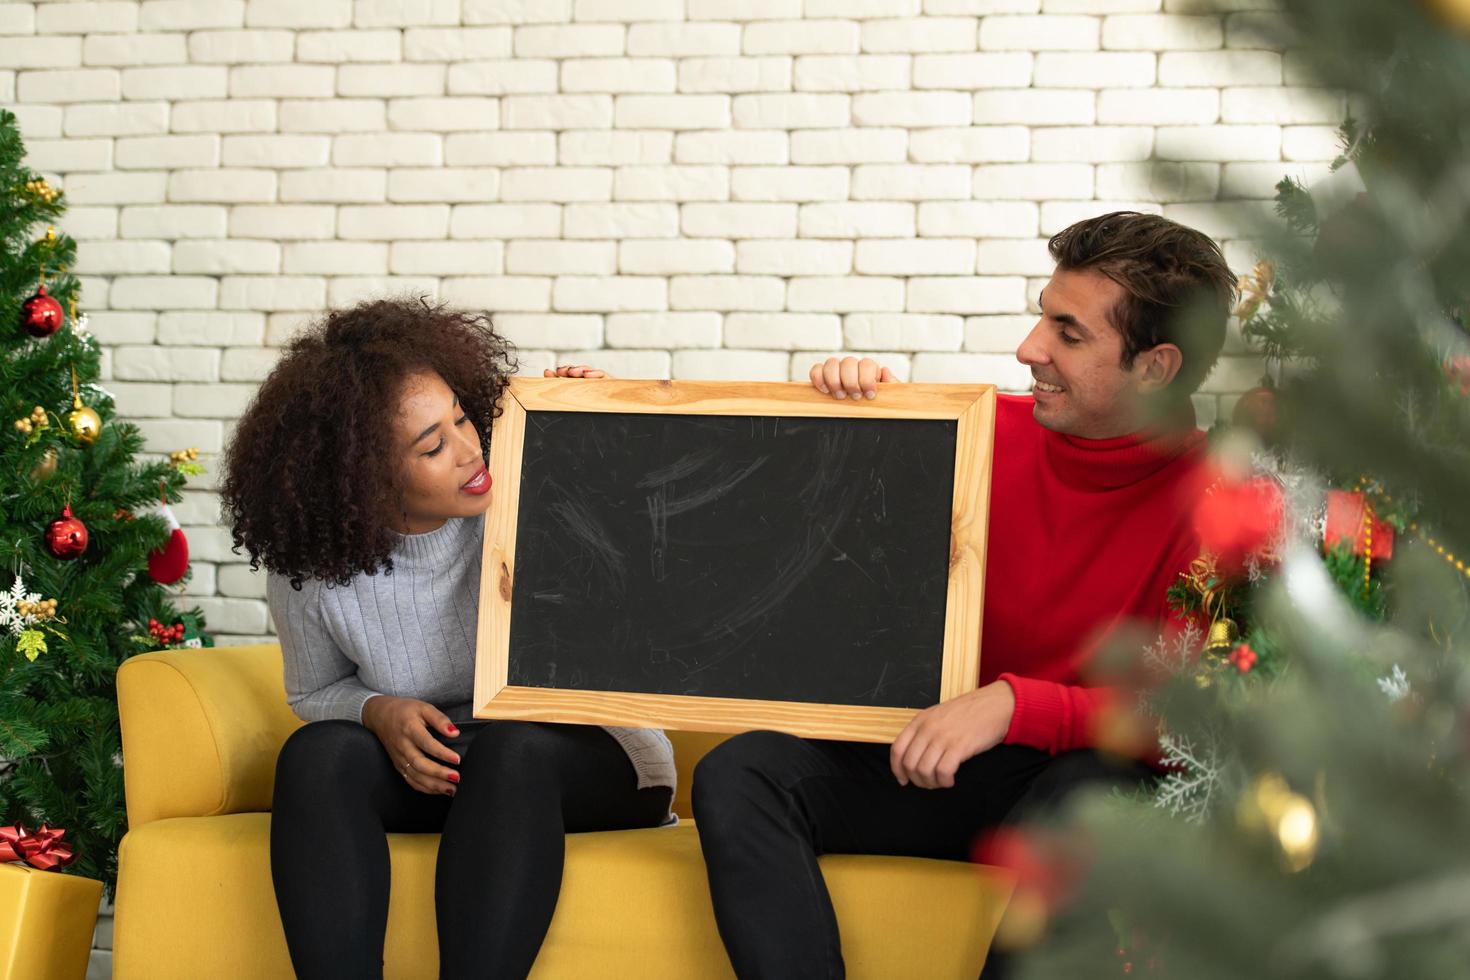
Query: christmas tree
998 2 1470 976
1 108 208 896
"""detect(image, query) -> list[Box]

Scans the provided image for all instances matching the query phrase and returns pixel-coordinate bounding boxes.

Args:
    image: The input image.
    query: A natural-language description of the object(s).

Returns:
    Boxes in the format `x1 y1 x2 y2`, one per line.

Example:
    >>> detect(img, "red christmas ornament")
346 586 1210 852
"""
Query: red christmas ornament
1231 385 1278 438
45 504 88 560
147 503 190 585
21 283 64 338
1193 475 1285 576
973 828 1086 915
1324 490 1395 560
1444 355 1470 396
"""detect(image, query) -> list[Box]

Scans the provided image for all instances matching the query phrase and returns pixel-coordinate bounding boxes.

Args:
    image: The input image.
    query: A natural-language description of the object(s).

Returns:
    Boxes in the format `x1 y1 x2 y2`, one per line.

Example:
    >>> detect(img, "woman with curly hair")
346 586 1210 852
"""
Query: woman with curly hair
220 297 676 979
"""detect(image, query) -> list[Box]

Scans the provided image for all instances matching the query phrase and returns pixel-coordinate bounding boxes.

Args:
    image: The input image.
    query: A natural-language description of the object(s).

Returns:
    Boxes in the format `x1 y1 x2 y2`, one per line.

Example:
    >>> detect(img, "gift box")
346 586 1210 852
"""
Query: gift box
0 863 103 980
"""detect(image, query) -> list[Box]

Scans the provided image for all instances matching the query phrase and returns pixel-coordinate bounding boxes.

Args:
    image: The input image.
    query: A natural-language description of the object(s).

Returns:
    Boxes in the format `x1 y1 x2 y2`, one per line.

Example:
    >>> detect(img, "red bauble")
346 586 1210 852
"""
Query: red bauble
147 503 190 585
21 284 64 338
1231 386 1277 438
45 504 89 560
1444 355 1470 396
1193 475 1285 575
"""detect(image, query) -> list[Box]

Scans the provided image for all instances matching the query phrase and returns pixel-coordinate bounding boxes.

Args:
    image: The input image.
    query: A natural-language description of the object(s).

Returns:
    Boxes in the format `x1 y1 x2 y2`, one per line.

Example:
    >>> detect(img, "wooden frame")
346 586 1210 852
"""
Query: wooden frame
473 378 996 742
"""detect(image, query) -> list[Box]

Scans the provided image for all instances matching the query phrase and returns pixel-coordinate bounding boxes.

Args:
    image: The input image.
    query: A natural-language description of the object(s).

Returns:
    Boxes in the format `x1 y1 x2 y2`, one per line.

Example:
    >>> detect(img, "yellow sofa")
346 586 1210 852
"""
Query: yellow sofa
114 644 1012 978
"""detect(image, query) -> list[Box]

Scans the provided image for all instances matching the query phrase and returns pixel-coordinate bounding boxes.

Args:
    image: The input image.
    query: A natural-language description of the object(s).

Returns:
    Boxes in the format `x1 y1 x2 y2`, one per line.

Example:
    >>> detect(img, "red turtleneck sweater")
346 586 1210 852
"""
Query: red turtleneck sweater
982 394 1207 755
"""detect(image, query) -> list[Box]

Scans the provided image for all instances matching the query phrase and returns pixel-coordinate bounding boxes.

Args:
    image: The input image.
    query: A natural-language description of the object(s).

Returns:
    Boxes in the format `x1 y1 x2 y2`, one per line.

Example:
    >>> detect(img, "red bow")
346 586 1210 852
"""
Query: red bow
0 824 79 871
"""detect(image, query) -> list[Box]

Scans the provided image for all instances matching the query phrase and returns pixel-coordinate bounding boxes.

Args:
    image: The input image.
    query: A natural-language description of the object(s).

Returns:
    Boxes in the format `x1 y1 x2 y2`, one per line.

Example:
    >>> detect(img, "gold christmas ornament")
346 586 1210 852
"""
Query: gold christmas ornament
25 178 58 204
30 446 60 481
1205 617 1239 655
66 399 102 444
14 406 49 437
1423 0 1470 31
168 447 200 465
1237 773 1320 873
65 366 101 445
17 597 58 622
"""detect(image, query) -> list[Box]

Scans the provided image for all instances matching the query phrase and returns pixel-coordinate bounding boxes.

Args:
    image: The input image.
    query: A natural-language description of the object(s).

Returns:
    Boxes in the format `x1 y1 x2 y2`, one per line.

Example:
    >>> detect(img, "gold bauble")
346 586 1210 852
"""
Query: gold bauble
66 401 102 445
30 446 59 481
1236 773 1320 873
1424 0 1470 31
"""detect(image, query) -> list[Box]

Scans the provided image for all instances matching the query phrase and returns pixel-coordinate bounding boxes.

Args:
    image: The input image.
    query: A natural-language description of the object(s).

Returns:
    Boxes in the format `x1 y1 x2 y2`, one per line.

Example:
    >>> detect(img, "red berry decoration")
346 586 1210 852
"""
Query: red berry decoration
21 283 65 338
147 618 187 647
45 504 88 560
1229 644 1258 674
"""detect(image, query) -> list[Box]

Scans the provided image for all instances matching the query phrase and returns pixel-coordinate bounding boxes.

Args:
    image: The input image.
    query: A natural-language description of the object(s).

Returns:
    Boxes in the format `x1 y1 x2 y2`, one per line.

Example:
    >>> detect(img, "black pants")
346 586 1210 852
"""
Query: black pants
691 731 1152 980
270 719 673 980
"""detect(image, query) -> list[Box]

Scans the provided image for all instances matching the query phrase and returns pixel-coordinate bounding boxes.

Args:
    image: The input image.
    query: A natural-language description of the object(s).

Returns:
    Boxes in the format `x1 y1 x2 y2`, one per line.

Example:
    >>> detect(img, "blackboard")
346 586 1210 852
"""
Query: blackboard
473 379 996 743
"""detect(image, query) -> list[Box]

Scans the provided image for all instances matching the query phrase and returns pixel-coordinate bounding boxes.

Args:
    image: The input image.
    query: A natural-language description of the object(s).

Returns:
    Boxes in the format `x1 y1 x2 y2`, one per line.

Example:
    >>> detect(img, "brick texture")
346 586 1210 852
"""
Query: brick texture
3 0 1330 667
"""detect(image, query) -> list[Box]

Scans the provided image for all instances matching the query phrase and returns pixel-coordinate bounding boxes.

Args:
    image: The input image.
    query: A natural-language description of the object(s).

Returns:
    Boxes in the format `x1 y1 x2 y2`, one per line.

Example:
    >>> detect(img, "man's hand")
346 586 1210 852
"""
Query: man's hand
809 356 895 400
890 681 1016 789
544 364 611 379
361 695 462 796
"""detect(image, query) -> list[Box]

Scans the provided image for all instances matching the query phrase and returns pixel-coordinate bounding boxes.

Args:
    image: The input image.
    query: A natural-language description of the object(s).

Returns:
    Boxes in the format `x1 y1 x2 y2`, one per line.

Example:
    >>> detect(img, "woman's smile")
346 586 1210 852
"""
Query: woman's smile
461 466 491 495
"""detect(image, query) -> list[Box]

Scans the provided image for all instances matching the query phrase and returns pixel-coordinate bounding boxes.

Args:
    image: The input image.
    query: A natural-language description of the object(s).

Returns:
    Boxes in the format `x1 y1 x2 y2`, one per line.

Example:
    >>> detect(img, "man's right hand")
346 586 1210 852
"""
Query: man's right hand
360 695 462 796
809 356 896 400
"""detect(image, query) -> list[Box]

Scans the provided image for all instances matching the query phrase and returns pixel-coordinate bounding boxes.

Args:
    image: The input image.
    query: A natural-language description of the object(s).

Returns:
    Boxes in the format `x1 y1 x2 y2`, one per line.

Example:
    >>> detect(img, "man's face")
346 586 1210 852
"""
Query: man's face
1016 267 1160 439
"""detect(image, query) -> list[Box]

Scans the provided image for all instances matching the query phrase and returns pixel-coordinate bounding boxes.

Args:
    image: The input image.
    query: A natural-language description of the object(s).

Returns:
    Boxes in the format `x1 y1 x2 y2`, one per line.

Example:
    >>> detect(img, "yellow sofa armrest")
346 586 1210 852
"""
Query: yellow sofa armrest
118 643 302 828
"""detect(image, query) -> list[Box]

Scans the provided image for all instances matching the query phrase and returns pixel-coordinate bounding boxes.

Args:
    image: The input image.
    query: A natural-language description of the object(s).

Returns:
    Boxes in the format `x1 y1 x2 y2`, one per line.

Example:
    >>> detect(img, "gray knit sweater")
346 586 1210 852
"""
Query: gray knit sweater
266 513 677 791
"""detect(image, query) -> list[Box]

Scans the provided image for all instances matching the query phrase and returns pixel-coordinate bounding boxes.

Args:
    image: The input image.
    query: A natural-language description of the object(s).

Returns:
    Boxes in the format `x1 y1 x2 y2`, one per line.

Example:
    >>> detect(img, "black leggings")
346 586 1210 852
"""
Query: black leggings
270 719 673 980
692 732 1153 980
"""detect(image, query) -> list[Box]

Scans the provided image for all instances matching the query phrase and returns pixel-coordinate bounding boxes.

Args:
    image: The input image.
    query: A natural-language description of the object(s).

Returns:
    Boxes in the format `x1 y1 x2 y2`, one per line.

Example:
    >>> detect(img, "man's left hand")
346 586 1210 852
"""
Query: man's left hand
544 364 610 379
890 681 1016 789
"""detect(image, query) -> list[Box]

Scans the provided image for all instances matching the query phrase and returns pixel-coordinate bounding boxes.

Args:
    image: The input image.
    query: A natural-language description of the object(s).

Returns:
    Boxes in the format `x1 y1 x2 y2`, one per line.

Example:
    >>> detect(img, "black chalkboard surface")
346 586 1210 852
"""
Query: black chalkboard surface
474 379 996 743
509 411 956 709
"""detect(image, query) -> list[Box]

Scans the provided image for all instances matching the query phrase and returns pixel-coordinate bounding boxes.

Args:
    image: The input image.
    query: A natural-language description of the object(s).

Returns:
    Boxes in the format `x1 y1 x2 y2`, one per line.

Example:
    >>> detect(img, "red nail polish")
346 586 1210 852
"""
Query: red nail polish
447 725 459 735
447 771 460 784
447 787 456 797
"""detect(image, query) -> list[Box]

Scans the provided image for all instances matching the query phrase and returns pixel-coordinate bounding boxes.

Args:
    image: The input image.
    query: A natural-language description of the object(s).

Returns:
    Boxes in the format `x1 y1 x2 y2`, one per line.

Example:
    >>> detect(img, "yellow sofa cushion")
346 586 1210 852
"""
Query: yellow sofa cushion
115 813 1010 979
118 645 302 827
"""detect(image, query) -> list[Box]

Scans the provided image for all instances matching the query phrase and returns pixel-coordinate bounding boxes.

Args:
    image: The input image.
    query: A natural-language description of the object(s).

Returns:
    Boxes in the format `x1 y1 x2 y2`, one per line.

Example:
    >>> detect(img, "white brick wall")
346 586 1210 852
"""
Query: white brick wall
2 0 1332 677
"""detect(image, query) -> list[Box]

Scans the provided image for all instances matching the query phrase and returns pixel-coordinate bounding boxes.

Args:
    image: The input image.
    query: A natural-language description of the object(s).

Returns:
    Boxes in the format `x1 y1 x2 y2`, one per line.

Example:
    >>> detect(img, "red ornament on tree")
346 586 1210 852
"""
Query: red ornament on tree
1193 475 1285 576
45 504 88 560
21 283 64 338
147 503 190 585
1444 355 1470 396
1231 385 1278 438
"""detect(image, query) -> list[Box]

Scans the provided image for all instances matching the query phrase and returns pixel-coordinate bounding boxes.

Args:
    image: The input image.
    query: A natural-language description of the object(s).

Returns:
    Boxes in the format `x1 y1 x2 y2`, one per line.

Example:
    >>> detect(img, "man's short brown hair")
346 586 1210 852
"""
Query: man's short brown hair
1048 211 1237 396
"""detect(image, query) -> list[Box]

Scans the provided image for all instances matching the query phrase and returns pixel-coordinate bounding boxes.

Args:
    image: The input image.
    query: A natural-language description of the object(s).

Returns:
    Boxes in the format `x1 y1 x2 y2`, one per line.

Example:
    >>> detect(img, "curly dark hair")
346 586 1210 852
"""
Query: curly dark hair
221 297 517 589
1049 211 1238 396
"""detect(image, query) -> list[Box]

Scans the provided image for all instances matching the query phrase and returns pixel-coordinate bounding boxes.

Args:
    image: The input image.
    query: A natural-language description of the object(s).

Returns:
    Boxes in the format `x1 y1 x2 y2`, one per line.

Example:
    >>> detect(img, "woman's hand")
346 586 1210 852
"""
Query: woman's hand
809 356 895 400
361 695 462 796
544 364 612 379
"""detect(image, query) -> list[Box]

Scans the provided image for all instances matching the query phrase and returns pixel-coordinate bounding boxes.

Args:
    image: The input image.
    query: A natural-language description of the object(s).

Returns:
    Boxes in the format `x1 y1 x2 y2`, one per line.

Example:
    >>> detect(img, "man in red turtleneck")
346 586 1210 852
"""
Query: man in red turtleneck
692 212 1238 979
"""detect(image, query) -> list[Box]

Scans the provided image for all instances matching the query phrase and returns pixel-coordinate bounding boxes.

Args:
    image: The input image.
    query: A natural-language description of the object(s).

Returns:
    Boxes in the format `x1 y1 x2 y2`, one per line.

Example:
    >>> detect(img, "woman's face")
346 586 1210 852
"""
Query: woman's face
394 369 493 534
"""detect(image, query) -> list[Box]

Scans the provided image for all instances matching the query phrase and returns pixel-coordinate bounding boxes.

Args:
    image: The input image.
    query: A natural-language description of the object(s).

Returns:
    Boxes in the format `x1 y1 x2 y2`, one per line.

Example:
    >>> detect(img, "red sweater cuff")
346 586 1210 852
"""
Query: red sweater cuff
998 673 1073 754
